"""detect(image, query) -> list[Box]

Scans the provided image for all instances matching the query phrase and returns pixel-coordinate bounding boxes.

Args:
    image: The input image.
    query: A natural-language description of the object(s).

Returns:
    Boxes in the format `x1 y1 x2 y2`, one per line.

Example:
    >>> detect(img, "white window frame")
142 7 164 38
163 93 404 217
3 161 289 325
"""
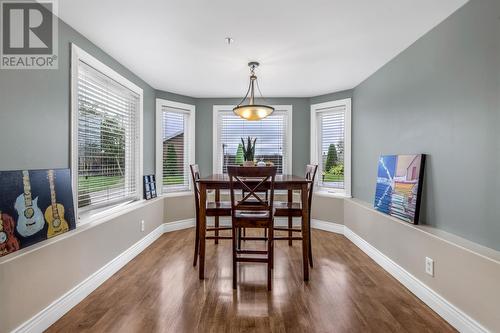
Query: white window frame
212 105 293 174
310 98 351 197
70 44 144 224
155 99 195 196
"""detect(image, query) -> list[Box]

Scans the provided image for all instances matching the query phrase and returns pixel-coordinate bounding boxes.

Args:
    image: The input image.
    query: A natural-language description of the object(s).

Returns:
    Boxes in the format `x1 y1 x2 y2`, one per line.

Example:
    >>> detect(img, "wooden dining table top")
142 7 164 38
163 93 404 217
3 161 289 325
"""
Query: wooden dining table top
197 174 312 184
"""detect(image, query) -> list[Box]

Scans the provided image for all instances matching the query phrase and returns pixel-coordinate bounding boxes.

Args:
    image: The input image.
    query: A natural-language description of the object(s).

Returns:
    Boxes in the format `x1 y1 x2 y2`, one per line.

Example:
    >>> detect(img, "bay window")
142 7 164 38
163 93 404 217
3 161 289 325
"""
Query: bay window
71 44 143 221
213 105 292 174
156 99 195 194
310 99 351 196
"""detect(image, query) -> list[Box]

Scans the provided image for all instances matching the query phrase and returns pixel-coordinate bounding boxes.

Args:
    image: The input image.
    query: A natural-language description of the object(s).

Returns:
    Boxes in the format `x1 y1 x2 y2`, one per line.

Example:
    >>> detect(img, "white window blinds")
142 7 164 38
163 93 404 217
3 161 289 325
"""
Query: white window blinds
77 60 140 211
317 107 345 189
161 108 189 192
216 110 289 174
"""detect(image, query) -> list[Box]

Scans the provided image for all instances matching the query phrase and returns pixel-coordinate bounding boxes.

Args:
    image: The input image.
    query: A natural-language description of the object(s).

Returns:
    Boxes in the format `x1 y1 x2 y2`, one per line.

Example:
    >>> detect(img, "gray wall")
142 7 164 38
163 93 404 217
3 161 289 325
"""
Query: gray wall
309 89 353 105
194 98 310 176
0 19 192 175
351 0 500 250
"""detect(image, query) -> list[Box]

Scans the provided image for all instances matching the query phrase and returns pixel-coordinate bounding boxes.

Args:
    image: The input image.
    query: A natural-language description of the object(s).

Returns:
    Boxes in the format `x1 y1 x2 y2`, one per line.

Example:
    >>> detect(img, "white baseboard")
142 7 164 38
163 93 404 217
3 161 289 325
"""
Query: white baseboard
311 219 344 234
13 218 486 333
343 227 488 333
12 222 182 333
163 218 195 232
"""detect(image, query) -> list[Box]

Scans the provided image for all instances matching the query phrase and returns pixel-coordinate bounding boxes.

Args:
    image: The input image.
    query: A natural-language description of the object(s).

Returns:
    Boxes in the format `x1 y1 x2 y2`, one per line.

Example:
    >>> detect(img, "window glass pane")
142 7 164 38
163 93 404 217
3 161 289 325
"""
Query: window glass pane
218 111 288 174
319 110 345 189
77 60 139 211
162 110 188 191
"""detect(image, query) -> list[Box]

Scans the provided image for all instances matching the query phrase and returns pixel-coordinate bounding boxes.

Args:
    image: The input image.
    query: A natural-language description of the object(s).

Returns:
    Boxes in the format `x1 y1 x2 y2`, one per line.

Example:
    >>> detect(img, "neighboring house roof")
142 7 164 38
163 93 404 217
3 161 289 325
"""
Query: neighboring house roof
163 131 183 142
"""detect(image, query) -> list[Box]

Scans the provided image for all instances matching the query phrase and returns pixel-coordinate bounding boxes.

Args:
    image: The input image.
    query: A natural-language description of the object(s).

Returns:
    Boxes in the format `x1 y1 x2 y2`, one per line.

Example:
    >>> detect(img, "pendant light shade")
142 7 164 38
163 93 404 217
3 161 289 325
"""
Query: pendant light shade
233 62 274 121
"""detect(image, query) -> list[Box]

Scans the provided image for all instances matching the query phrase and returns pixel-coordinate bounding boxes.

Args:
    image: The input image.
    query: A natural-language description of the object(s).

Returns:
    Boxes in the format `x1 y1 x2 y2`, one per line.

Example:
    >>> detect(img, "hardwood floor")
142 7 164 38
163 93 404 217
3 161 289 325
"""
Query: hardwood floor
47 228 455 333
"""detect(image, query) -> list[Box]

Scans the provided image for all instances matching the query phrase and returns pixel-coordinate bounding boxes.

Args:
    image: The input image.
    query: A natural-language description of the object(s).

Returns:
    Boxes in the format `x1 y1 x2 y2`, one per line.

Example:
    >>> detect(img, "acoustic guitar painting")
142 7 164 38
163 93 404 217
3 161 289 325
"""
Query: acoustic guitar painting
0 210 20 257
14 170 45 237
45 170 69 238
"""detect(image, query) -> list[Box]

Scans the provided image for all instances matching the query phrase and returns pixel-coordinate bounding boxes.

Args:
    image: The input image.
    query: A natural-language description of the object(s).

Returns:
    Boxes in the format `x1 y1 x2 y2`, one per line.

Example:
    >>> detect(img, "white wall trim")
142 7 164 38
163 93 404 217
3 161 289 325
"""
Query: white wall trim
343 226 489 333
163 218 196 232
12 217 487 333
311 219 345 234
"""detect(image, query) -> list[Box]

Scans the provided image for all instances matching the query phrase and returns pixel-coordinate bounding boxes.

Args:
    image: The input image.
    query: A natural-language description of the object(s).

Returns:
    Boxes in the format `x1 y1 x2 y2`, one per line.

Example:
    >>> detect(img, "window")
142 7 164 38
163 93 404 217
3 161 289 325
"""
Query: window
213 105 292 174
71 44 143 220
155 99 195 194
310 99 351 196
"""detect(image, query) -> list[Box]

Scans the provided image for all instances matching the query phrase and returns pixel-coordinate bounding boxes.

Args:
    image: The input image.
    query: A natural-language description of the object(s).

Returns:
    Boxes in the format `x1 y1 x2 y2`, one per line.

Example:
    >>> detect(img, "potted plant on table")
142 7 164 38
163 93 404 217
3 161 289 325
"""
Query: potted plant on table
241 137 257 167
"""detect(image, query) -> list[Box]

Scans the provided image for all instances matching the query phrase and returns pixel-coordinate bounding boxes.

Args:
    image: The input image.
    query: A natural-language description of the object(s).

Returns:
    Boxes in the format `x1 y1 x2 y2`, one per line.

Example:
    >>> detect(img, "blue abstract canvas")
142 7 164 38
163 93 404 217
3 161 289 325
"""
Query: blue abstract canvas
374 154 426 224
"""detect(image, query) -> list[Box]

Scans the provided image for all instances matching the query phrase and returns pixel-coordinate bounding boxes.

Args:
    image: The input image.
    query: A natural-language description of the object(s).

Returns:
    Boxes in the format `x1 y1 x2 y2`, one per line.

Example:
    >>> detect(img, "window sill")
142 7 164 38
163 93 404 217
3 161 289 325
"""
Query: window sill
314 189 351 199
0 197 163 265
162 191 193 198
78 197 162 226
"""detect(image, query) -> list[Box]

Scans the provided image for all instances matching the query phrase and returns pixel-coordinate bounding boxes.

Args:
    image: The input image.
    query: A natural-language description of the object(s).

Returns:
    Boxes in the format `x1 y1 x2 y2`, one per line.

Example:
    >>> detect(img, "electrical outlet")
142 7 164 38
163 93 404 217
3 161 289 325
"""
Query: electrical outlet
425 257 434 276
140 220 145 232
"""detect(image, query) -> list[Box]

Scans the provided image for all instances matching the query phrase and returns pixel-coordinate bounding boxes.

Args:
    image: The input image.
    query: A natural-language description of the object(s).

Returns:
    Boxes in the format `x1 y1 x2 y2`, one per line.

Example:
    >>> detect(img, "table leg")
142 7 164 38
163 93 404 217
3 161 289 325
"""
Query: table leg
288 190 293 246
301 184 310 281
199 183 207 280
215 189 220 244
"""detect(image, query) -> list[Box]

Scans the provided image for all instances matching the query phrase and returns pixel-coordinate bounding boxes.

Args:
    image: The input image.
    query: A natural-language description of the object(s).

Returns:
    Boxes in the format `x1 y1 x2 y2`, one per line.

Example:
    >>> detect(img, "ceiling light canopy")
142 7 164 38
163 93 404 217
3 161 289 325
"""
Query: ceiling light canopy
233 62 274 121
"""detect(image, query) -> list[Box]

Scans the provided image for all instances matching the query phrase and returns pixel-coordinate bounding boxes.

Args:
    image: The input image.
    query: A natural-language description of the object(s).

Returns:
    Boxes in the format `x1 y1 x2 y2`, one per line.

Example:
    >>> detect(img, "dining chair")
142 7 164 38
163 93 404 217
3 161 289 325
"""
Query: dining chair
190 164 232 267
228 166 277 291
240 189 268 245
274 164 318 267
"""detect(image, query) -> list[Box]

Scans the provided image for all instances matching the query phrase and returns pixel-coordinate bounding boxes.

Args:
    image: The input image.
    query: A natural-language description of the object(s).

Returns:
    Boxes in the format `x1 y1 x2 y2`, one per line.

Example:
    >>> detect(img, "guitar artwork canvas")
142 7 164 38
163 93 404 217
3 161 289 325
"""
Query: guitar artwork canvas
0 169 76 257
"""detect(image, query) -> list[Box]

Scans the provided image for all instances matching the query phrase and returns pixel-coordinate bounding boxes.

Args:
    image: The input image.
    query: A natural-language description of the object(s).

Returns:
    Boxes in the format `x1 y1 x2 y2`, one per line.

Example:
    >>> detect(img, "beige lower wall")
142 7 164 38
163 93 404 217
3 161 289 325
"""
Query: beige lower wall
3 194 497 332
0 198 165 333
163 192 344 225
164 194 195 223
311 194 344 224
344 198 500 332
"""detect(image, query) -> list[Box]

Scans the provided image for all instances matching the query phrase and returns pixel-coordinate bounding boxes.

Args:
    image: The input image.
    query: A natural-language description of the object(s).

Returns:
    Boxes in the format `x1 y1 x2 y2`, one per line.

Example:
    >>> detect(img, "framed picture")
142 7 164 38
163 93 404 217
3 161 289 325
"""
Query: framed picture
0 169 76 257
374 154 426 224
143 175 157 200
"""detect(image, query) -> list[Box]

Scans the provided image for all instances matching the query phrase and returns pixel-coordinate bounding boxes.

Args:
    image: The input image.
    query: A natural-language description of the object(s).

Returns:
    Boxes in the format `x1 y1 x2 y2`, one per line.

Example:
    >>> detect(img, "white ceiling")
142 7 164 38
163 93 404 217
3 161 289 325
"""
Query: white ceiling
59 0 467 98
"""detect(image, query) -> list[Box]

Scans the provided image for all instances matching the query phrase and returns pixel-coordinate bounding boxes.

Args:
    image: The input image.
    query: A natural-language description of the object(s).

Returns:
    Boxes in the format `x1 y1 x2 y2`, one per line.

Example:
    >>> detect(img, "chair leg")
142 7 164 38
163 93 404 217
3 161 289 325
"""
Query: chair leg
288 190 293 246
193 218 200 267
214 216 219 245
308 215 313 267
232 225 237 290
243 227 246 239
238 228 242 249
270 225 274 270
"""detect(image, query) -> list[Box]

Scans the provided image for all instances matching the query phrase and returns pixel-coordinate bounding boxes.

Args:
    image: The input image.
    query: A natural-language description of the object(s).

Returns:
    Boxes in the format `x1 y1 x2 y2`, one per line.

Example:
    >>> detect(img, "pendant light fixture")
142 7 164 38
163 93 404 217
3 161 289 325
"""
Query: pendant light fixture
233 62 274 121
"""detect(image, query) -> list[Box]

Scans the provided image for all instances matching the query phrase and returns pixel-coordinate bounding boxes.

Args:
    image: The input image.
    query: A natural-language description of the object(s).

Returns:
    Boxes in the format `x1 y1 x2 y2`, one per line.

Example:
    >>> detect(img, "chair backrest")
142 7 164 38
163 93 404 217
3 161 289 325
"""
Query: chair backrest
227 166 277 217
189 164 200 220
305 164 319 210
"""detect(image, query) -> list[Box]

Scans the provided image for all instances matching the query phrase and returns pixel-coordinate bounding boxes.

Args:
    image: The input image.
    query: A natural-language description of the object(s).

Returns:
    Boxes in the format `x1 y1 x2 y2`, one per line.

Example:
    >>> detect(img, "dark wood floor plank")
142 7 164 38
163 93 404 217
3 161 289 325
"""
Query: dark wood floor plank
47 228 456 333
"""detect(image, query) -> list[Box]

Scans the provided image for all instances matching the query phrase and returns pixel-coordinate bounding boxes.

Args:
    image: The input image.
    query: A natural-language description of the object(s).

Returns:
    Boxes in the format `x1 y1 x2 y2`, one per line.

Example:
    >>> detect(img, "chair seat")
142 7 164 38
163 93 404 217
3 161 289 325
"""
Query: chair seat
233 210 274 228
206 201 231 216
273 201 303 217
235 210 270 219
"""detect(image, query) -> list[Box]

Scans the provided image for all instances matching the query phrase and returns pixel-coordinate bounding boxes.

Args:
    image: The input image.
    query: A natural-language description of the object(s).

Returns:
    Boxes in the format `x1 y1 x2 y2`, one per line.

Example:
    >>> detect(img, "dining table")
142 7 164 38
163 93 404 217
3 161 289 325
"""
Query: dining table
196 174 312 281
